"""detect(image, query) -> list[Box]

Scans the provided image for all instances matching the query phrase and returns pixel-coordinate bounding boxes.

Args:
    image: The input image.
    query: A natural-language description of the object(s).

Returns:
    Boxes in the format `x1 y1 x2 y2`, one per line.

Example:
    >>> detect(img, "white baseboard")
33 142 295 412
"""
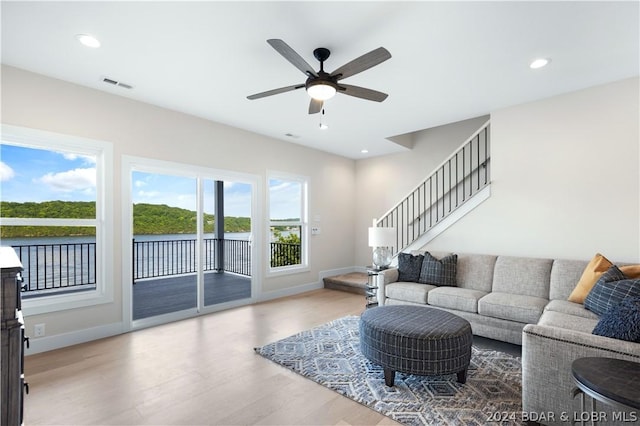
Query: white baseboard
25 322 125 355
258 266 362 302
257 280 324 302
318 266 359 279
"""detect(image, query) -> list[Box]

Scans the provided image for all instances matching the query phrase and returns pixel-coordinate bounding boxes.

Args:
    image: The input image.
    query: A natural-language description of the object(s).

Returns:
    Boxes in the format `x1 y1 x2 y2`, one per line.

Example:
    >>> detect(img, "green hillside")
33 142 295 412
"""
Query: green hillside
0 201 251 238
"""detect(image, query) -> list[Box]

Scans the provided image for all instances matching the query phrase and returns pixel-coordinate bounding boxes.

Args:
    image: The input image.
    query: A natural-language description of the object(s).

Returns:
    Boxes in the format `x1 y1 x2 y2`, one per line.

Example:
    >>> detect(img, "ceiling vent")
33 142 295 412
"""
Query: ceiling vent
102 77 133 89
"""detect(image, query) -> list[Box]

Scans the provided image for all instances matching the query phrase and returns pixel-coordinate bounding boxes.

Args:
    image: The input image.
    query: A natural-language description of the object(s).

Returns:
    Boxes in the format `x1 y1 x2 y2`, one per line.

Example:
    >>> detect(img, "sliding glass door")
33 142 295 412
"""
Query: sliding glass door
125 158 255 328
202 179 252 307
131 171 198 320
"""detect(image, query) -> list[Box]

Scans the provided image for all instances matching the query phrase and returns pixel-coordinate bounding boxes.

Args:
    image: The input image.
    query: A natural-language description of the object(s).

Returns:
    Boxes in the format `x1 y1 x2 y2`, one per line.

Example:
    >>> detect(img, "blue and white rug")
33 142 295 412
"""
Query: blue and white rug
255 315 522 426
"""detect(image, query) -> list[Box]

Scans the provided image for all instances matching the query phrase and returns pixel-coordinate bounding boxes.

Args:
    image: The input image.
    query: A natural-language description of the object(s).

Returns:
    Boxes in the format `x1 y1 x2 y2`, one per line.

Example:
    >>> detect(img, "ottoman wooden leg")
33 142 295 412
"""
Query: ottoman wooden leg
457 368 468 384
384 368 396 387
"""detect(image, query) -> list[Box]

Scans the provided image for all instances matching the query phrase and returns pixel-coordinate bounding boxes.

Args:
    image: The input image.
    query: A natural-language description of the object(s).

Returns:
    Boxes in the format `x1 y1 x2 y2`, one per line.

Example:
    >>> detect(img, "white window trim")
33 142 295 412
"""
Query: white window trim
1 124 114 316
266 171 309 276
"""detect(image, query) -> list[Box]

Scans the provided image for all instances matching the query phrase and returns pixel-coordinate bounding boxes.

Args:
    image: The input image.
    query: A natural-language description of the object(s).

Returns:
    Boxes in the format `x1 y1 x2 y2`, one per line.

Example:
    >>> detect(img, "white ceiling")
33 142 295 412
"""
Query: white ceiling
2 1 638 159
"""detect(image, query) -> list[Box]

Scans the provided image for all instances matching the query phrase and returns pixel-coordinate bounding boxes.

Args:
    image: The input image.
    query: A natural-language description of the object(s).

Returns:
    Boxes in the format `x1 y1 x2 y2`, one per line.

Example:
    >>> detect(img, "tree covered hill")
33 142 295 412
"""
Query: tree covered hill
0 201 251 237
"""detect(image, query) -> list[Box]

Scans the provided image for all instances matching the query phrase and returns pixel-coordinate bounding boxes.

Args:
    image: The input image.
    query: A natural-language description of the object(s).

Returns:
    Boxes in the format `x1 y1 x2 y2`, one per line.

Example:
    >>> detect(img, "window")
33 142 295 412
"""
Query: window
0 125 113 315
268 173 308 273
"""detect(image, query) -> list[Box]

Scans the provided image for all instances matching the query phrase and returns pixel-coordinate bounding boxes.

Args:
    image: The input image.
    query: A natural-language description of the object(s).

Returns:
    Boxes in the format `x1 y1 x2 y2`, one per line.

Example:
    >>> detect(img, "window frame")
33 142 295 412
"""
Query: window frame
266 171 309 276
0 124 113 316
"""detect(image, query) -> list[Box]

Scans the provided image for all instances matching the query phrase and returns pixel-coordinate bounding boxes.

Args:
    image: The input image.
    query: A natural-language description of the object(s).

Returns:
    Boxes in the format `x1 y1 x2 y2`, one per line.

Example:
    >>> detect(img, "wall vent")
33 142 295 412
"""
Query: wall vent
102 77 133 89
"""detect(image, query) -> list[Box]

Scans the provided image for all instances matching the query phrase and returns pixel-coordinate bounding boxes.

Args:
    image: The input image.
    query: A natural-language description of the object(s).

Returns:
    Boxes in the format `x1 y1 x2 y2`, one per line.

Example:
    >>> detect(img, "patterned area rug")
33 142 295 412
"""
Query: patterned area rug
255 316 522 426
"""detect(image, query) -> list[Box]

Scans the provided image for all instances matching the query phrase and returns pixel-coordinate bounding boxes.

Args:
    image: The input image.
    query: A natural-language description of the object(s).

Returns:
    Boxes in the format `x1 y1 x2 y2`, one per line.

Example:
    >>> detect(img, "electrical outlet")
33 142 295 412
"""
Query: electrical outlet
34 323 45 337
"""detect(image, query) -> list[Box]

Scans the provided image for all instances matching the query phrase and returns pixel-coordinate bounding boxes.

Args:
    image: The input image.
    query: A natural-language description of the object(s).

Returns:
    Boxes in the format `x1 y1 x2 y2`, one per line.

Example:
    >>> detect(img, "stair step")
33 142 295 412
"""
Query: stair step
323 272 368 295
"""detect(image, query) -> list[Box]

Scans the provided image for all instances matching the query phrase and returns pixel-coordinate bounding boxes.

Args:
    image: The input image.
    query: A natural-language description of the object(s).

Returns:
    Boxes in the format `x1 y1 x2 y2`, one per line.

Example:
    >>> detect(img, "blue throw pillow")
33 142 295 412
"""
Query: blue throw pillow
397 253 424 282
584 265 640 316
592 297 640 342
418 252 457 286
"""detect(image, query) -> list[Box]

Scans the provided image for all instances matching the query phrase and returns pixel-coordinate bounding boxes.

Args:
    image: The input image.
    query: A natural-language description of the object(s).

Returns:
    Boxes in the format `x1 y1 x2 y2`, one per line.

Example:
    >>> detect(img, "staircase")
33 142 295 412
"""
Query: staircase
375 120 491 258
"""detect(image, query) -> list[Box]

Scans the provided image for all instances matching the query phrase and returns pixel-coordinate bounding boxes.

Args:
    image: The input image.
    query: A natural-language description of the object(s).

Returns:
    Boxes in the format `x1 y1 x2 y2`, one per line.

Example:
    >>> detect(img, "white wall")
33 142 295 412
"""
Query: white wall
1 65 357 345
356 77 640 264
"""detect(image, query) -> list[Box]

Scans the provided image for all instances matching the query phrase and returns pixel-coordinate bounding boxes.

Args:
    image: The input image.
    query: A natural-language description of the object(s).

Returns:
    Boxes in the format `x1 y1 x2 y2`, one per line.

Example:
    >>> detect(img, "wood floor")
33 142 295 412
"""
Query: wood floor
24 289 399 426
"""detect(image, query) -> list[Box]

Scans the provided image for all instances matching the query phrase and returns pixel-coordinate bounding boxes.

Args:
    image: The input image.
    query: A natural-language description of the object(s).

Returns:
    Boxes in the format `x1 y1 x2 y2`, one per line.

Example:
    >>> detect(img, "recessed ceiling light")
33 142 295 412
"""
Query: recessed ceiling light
76 34 101 48
361 149 369 154
529 58 550 69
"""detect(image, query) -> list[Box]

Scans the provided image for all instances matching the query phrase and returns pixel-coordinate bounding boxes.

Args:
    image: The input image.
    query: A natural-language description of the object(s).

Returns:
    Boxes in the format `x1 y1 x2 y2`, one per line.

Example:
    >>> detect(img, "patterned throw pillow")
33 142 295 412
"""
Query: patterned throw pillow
397 253 424 282
418 252 458 286
592 297 640 342
584 266 640 316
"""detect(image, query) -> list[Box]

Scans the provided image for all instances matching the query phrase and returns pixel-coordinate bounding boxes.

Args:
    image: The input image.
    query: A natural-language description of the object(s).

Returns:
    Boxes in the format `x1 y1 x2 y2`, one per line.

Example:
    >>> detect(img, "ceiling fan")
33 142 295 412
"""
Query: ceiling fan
247 39 391 114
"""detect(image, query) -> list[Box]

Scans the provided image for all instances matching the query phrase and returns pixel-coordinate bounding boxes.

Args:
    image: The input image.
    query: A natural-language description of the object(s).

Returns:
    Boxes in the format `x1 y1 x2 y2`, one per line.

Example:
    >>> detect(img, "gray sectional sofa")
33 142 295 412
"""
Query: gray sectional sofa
377 251 640 426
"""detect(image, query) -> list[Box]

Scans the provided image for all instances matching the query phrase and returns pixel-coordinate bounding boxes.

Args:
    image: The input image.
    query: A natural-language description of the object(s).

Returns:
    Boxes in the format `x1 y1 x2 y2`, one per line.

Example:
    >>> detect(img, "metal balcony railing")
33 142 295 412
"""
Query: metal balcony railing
132 238 252 281
12 242 96 294
11 237 262 295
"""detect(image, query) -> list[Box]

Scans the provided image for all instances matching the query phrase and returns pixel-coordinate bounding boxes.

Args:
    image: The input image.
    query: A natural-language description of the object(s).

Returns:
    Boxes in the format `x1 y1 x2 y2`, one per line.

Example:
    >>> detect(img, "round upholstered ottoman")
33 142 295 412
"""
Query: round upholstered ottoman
359 305 472 387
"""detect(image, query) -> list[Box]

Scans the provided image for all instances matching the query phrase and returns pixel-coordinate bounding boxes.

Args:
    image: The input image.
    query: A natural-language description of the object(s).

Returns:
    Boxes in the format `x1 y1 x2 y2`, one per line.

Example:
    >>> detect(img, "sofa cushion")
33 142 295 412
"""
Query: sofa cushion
397 253 424 282
455 253 497 292
537 310 599 334
543 299 599 320
567 253 613 303
492 256 553 298
584 266 640 316
592 297 640 342
478 292 547 324
385 282 435 304
428 287 487 313
549 259 589 301
417 252 457 286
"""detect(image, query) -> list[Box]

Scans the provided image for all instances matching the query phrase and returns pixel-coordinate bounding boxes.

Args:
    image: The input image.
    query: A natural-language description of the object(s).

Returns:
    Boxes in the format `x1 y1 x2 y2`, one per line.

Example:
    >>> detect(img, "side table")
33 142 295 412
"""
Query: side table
365 267 382 308
571 357 640 426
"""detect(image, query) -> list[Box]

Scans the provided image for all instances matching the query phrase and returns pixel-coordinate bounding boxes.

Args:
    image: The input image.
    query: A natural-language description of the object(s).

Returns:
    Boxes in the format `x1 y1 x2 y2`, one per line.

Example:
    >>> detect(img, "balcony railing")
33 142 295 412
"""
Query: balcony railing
270 241 301 267
12 242 96 294
133 238 251 281
11 237 304 294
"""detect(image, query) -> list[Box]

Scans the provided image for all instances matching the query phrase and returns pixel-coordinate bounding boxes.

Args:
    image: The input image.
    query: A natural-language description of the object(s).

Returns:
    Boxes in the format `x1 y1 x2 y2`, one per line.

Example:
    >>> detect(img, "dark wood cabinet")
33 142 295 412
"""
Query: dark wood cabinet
1 247 26 426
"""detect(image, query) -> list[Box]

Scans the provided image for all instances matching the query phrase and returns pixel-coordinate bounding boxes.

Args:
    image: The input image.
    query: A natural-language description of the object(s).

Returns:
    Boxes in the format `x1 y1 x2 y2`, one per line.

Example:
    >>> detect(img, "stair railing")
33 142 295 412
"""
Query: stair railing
376 120 491 255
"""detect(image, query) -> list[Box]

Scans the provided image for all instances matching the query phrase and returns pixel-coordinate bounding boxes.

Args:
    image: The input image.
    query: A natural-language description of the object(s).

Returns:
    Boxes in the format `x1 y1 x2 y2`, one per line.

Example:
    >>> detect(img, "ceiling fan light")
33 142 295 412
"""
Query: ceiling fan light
75 34 101 48
530 58 550 69
307 82 336 101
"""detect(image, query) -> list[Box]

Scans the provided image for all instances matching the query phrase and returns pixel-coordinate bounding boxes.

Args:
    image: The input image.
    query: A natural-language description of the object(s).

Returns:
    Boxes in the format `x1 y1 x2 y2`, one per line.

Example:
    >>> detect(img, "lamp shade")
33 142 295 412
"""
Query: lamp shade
368 227 395 248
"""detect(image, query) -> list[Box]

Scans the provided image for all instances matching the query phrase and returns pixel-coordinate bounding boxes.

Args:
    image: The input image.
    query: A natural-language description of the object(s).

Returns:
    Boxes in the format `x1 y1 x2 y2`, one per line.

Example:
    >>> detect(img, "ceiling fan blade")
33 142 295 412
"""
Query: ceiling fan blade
330 47 391 81
267 39 318 78
338 84 388 102
247 84 304 100
309 98 323 114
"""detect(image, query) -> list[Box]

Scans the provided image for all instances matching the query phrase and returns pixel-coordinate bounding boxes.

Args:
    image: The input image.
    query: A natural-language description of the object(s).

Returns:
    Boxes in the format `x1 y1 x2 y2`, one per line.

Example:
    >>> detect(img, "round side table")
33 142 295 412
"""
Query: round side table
571 357 640 426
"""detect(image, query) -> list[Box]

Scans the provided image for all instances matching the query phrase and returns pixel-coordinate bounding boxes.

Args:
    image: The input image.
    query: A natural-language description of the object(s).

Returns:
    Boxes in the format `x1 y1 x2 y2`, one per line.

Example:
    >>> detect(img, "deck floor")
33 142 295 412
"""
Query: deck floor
133 272 251 320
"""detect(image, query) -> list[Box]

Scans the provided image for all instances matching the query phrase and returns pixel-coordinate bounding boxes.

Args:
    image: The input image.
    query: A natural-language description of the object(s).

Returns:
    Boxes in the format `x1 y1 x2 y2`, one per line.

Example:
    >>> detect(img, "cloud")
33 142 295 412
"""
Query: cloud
137 190 160 198
0 161 15 182
36 167 96 192
60 152 96 165
134 180 147 188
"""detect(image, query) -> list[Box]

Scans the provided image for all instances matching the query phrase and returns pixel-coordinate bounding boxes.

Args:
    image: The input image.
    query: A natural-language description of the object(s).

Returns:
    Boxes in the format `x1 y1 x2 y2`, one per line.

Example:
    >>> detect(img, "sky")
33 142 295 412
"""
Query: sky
1 143 300 219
